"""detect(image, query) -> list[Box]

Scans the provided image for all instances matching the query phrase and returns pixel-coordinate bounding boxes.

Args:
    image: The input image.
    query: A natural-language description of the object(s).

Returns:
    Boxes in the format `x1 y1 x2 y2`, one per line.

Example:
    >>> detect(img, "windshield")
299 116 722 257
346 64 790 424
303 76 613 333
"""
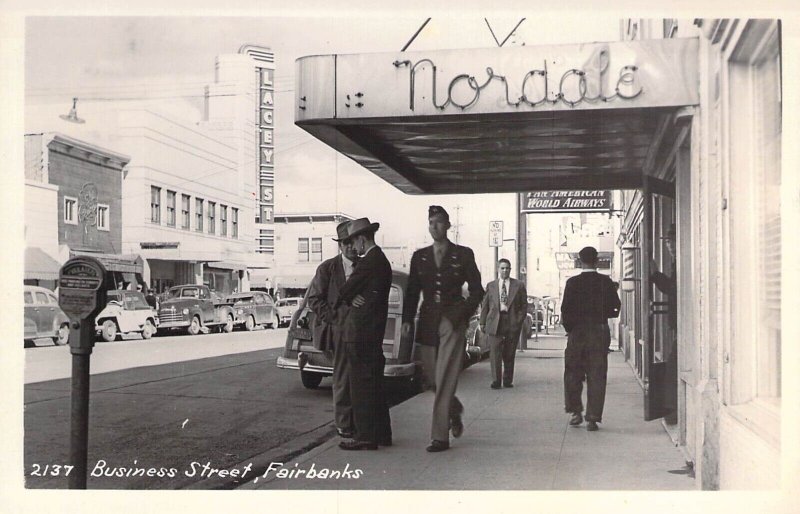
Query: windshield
168 287 200 299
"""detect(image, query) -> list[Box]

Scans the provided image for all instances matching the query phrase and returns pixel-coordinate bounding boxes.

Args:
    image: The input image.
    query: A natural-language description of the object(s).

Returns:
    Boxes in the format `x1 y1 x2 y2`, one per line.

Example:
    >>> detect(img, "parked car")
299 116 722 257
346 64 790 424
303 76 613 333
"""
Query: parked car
157 285 236 335
277 271 417 389
274 297 303 328
227 291 277 330
94 290 159 342
24 285 70 346
464 306 491 363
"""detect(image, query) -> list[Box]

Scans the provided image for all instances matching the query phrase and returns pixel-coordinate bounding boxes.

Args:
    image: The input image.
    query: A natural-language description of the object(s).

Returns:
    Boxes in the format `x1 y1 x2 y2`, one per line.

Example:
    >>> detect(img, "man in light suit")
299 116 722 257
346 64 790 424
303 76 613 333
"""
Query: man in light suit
305 220 358 439
334 218 393 450
480 258 528 389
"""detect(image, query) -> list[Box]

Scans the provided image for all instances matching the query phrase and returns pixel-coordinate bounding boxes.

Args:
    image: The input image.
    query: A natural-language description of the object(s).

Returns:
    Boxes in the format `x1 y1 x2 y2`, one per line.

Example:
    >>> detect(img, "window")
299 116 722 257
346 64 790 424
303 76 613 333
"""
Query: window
220 205 228 237
208 201 216 235
298 237 322 262
231 208 239 238
64 196 77 225
195 198 204 232
166 190 176 227
311 237 322 262
97 204 109 231
150 186 161 224
727 22 782 411
35 292 49 304
181 194 191 230
297 238 309 261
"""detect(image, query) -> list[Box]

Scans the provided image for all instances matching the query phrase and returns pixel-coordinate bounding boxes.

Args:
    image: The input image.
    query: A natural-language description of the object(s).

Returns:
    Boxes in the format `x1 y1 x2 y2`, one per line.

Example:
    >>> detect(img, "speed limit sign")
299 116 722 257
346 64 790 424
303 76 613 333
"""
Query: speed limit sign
489 221 503 247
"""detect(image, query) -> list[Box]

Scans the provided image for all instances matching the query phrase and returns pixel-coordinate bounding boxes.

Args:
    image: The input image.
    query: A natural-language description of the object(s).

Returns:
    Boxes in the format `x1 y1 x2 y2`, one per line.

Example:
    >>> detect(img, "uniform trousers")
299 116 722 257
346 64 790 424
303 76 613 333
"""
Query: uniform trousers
487 312 518 385
564 323 610 423
345 342 392 443
331 340 353 433
417 317 465 442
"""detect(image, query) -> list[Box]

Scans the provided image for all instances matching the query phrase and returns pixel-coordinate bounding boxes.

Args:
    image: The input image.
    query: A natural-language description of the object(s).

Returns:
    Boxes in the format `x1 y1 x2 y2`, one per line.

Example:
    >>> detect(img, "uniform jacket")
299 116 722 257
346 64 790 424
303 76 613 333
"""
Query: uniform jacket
479 277 528 337
560 271 621 333
306 254 348 352
402 243 484 347
335 246 393 345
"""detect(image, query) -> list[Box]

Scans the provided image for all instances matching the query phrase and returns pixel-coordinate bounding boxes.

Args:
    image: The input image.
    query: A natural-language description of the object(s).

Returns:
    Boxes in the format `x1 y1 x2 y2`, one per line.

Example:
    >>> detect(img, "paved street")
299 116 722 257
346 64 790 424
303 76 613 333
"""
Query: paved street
24 326 288 384
23 329 418 489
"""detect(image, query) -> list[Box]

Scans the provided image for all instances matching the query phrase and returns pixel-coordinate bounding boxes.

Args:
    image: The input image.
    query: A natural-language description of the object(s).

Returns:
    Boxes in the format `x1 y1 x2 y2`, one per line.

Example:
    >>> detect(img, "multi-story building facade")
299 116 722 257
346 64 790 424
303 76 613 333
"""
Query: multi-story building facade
24 49 279 296
272 213 354 298
24 132 130 288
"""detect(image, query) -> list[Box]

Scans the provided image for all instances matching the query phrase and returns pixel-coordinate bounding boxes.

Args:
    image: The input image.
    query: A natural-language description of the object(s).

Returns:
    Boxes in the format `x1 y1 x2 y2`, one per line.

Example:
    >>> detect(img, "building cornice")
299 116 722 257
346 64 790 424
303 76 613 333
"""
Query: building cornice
43 132 131 171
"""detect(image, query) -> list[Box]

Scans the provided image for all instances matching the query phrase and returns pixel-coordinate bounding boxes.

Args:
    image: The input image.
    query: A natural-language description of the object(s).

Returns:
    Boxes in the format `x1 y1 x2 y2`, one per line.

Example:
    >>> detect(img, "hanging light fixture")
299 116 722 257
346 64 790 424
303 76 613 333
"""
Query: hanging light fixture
60 97 85 124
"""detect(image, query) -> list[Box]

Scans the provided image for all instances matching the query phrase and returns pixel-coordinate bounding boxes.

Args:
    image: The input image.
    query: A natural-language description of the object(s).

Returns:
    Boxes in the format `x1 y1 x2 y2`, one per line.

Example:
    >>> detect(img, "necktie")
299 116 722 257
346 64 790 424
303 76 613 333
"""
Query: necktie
501 280 508 305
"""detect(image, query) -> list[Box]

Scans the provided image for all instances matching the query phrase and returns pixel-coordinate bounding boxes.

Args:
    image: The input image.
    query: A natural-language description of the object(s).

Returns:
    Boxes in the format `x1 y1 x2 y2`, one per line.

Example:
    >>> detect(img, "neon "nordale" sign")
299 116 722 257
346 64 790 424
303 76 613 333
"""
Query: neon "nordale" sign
392 57 643 111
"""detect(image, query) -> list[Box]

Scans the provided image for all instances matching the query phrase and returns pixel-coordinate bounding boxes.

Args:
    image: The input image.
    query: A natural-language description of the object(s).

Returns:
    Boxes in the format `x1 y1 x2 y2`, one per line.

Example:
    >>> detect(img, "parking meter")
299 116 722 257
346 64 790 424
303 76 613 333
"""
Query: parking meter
58 256 107 489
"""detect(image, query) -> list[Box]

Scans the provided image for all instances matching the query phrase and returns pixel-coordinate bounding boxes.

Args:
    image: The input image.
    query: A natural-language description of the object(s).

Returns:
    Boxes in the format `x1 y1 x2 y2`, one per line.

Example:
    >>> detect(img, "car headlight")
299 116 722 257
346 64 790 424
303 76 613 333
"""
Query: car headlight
182 308 189 315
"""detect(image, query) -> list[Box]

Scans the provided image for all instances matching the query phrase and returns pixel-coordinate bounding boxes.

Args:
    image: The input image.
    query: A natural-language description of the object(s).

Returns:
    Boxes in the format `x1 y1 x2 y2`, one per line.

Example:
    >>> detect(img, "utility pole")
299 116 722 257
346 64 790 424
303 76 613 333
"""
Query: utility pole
452 204 463 244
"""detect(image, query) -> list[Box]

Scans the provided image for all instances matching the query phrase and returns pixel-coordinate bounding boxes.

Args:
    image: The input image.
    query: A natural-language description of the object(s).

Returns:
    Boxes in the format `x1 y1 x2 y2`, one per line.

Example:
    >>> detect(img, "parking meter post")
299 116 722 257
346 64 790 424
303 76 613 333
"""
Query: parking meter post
58 256 107 490
68 323 94 489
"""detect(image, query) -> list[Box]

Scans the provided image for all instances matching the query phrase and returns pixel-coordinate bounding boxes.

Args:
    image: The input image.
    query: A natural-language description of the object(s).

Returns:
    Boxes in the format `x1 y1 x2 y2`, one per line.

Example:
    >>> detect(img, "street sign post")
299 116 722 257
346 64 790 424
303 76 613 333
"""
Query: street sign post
489 221 503 278
58 256 108 489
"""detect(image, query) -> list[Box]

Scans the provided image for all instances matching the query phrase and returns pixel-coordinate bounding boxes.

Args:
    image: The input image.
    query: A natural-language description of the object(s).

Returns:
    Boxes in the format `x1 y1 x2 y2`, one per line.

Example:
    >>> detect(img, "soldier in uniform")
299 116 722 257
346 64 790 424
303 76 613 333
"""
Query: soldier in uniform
402 206 484 452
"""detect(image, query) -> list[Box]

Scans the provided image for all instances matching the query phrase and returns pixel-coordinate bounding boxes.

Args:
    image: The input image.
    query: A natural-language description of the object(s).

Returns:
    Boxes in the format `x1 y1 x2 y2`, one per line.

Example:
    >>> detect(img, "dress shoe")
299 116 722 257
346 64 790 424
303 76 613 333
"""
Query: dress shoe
490 382 501 389
450 414 464 438
586 421 599 432
569 412 583 426
337 428 355 439
503 382 514 388
339 440 378 451
426 440 450 452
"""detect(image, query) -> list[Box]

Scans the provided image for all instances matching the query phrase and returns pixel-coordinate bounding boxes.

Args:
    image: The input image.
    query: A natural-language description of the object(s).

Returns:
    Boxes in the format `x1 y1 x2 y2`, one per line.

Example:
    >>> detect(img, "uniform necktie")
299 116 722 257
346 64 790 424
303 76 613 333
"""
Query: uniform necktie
501 280 508 305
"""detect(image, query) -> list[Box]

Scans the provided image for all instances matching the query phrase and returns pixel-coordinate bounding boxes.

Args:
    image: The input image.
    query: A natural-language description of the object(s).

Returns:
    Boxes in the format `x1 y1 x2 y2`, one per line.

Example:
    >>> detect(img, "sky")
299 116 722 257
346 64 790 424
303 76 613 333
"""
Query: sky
22 14 621 277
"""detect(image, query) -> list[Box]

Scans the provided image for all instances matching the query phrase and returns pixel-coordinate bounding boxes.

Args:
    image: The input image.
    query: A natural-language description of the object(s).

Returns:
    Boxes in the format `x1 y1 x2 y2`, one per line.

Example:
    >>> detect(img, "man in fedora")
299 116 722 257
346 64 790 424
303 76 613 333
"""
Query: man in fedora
402 206 484 452
561 246 621 431
306 220 358 440
334 218 393 450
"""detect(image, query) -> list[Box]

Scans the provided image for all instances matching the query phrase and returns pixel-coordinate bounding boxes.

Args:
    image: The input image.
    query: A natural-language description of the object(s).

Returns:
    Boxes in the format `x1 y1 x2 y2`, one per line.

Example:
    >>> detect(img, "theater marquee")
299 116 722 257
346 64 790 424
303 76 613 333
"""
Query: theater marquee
521 190 612 213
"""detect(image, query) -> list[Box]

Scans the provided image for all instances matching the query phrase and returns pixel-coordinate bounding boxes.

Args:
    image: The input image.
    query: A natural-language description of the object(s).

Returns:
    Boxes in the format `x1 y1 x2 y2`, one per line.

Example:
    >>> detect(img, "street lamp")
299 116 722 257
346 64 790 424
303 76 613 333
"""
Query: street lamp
59 98 86 124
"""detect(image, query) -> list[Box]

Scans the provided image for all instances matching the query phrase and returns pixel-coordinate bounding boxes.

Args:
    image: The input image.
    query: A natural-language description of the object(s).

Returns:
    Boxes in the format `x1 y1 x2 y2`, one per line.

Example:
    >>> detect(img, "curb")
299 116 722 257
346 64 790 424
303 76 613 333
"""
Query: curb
182 422 337 490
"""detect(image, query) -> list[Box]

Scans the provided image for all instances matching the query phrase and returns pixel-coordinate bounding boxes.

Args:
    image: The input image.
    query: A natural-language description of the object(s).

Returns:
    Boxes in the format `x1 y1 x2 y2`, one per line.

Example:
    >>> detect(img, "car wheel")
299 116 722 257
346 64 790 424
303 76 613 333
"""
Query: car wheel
54 323 70 346
142 319 156 339
100 320 118 342
222 313 234 333
300 371 323 389
245 315 256 331
187 316 201 336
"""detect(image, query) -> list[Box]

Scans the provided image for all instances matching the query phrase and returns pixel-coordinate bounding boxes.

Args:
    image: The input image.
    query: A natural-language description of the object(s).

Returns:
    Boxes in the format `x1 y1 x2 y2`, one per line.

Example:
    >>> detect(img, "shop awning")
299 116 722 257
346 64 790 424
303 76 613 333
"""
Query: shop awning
25 247 61 281
295 38 699 194
274 274 313 288
69 250 144 274
207 261 245 271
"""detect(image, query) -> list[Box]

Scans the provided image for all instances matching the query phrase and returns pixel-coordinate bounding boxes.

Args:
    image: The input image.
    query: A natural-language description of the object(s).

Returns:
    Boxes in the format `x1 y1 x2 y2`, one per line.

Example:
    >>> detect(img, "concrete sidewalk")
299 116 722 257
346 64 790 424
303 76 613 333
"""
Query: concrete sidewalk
243 331 694 490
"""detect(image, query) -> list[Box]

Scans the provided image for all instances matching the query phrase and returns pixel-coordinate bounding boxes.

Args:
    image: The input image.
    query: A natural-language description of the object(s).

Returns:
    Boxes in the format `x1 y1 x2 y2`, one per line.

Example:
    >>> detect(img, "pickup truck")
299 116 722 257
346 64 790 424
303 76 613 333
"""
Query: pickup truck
157 285 236 335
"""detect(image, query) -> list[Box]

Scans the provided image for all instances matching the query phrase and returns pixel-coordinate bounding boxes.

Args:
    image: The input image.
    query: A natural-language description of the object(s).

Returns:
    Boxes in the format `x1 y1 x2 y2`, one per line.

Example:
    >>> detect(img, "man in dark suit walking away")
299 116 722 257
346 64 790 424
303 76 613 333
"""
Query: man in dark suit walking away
402 206 484 452
334 218 393 450
305 220 358 440
561 246 621 432
480 258 528 389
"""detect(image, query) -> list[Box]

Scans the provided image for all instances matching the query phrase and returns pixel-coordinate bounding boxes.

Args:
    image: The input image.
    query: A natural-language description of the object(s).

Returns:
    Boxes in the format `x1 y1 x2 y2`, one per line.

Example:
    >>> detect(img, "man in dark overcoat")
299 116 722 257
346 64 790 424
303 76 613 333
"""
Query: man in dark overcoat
402 206 484 452
561 246 621 432
334 218 393 450
305 220 358 439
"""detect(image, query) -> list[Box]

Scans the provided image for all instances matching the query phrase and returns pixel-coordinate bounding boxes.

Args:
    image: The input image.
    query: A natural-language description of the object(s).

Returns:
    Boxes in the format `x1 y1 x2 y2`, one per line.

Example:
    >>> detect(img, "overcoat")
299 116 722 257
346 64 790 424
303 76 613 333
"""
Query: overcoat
306 254 347 352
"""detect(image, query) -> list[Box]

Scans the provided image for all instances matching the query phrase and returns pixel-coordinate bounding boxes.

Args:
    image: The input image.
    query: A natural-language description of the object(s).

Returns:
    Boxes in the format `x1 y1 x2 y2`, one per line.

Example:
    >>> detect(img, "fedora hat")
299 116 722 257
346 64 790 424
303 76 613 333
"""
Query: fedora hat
346 217 380 239
333 220 352 242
